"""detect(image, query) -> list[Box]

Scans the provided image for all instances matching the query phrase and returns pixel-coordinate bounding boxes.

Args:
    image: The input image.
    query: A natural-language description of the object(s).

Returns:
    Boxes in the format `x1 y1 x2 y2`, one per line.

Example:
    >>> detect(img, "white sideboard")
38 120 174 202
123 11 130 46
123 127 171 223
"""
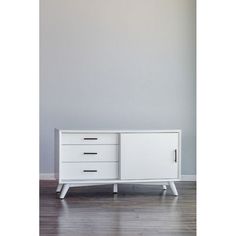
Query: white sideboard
55 130 181 199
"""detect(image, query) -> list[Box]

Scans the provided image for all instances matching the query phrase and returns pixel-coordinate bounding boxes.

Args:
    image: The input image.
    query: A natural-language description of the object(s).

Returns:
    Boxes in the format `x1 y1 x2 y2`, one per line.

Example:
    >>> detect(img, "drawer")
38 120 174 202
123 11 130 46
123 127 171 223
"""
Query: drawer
61 133 118 145
61 145 118 162
60 163 118 180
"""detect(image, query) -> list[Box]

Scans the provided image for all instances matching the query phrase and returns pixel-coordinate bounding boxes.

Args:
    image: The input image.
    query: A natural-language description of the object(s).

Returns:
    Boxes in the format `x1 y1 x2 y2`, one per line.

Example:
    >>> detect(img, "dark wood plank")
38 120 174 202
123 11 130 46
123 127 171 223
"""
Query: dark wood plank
40 181 196 236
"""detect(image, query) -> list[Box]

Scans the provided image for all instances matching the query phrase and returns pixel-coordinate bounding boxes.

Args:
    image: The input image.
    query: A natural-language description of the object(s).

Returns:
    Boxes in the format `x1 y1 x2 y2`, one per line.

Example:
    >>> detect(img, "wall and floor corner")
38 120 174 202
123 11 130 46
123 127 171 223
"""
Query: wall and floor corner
40 0 196 180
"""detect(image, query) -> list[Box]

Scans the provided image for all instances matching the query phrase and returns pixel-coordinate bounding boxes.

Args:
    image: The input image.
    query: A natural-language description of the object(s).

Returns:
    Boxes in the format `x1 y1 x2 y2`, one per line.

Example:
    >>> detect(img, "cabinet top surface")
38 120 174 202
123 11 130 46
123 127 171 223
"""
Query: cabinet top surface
57 129 181 133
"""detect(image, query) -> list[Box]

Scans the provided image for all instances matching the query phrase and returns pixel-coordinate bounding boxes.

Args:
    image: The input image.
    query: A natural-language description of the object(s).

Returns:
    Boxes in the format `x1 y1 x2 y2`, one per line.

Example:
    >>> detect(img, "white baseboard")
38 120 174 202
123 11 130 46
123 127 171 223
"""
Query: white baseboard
40 173 56 180
40 173 196 181
181 175 196 181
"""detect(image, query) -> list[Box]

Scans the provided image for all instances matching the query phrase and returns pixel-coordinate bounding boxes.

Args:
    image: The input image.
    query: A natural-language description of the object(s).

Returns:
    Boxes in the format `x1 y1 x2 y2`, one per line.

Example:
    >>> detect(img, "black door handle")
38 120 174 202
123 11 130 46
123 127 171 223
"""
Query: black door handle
174 149 177 162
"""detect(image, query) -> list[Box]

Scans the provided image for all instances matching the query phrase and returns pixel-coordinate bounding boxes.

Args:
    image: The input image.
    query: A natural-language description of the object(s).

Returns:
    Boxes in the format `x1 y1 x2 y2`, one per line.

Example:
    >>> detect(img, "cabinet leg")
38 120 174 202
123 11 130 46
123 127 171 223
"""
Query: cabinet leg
113 184 118 194
162 185 167 190
56 184 63 193
169 181 178 196
59 184 70 199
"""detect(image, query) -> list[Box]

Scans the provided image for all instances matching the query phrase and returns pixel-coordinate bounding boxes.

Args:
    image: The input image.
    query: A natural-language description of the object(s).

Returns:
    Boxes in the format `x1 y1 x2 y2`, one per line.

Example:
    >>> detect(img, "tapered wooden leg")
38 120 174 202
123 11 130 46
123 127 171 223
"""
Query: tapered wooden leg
113 184 118 194
169 181 178 196
59 184 70 199
162 185 167 190
56 184 63 193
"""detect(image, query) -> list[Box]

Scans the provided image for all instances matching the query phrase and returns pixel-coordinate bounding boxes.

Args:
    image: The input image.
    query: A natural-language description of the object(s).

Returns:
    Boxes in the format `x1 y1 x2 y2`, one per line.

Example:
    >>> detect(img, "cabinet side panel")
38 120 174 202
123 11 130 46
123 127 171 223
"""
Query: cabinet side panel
54 129 59 180
178 131 182 179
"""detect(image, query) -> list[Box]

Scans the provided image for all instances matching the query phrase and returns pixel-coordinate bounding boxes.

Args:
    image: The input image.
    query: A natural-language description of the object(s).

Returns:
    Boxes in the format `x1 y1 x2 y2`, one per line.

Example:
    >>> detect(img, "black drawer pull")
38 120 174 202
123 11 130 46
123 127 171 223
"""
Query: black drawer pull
83 152 98 155
83 170 97 172
84 138 98 140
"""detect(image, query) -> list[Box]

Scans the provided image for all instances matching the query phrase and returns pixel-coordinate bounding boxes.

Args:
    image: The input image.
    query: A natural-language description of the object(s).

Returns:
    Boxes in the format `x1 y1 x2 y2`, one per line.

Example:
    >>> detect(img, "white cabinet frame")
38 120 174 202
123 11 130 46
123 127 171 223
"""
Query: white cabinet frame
55 130 181 199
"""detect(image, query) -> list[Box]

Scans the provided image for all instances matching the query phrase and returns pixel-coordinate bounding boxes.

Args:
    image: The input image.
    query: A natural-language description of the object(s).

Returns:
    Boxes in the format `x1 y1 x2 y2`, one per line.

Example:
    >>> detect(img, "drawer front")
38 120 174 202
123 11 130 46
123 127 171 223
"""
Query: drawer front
61 145 118 162
61 133 118 145
60 163 118 180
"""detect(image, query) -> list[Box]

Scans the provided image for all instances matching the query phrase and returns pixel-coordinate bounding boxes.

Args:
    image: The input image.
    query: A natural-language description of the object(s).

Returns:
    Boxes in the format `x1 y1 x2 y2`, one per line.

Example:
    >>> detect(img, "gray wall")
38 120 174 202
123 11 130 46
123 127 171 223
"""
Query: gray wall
40 0 196 175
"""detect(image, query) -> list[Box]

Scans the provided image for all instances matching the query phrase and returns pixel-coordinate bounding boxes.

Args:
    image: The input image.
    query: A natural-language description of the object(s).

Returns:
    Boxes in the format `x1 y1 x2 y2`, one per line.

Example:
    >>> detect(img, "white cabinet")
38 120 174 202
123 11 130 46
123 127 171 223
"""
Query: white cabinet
55 130 181 199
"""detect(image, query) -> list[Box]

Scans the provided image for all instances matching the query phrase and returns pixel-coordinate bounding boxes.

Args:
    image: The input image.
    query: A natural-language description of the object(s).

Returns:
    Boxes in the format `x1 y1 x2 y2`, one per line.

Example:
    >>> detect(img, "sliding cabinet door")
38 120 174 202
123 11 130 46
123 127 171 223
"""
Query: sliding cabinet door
120 133 179 180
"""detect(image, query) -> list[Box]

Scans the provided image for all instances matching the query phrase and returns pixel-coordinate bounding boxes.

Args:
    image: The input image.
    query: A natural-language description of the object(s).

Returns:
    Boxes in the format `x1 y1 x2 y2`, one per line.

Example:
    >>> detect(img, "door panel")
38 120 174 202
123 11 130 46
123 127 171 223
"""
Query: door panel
120 133 179 180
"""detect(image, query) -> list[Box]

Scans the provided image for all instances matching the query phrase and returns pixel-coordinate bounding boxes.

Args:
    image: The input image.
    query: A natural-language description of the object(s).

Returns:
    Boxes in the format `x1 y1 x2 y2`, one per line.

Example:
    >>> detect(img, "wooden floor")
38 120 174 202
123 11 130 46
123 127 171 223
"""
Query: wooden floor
40 181 196 236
